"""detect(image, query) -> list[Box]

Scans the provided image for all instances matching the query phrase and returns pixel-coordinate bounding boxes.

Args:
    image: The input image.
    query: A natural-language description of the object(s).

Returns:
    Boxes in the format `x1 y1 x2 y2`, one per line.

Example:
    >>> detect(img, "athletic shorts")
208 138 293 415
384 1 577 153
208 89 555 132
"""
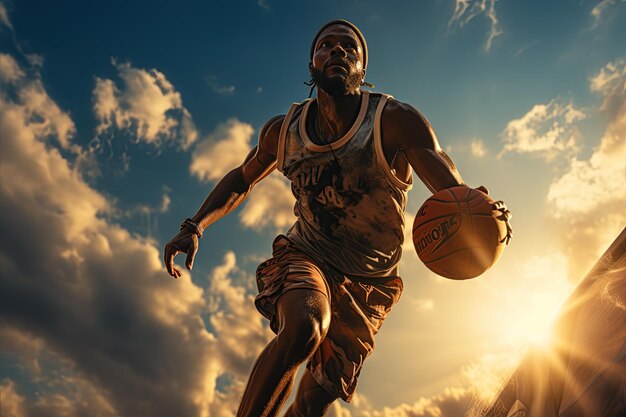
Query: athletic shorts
254 235 403 402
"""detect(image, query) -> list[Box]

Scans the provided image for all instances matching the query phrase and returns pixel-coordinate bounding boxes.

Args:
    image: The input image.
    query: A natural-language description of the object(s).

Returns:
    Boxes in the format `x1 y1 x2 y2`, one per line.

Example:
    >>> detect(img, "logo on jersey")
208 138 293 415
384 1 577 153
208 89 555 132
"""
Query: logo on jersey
315 186 345 208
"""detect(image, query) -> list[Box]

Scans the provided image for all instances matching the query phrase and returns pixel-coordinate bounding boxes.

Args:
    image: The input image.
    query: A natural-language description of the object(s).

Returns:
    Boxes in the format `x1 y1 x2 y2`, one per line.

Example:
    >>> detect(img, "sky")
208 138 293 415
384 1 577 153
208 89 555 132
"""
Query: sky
0 0 625 416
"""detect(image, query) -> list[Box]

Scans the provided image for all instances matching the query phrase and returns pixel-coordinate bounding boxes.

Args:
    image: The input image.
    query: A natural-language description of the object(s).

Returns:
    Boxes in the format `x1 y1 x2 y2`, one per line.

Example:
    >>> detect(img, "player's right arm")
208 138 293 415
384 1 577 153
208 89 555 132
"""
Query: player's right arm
163 115 284 278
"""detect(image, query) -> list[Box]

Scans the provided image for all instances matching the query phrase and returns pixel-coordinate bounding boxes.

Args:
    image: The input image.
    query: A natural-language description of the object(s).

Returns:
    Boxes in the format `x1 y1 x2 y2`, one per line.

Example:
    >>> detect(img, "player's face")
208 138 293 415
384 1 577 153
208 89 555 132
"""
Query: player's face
310 25 365 96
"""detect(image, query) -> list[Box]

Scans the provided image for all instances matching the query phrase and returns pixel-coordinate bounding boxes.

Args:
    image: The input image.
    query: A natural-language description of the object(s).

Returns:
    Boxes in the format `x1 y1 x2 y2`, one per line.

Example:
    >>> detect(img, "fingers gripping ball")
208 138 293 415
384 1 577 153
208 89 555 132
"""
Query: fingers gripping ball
412 186 509 280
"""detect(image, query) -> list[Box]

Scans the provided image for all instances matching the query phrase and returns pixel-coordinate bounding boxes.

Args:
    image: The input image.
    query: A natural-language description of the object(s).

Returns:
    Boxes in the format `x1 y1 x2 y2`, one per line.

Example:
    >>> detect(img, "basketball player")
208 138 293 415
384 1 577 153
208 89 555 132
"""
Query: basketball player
164 19 511 417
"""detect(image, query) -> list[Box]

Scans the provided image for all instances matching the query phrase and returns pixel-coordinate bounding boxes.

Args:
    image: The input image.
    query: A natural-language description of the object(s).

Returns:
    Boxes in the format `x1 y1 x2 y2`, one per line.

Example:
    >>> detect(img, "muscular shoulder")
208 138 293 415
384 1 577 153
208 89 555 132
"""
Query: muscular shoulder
257 114 285 159
380 98 438 152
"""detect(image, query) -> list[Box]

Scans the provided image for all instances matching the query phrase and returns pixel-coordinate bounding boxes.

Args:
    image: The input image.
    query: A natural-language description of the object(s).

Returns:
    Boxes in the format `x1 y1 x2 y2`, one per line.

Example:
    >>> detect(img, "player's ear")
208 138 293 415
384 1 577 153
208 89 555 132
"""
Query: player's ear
308 61 314 76
360 69 367 86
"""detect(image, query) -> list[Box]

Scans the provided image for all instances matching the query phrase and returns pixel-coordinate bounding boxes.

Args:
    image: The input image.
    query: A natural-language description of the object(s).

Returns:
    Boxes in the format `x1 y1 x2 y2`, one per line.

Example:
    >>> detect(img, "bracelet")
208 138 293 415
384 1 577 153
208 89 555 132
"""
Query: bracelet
180 218 203 238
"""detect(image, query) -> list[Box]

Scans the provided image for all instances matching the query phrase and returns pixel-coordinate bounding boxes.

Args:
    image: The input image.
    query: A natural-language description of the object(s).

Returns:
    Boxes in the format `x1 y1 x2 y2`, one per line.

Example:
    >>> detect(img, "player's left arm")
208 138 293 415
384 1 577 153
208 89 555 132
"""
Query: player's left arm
381 100 512 242
381 100 466 193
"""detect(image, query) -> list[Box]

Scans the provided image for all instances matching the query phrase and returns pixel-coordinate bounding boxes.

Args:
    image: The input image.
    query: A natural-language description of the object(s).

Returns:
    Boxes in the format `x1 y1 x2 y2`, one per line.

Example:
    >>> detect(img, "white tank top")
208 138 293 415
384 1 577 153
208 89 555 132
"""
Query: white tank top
277 91 412 279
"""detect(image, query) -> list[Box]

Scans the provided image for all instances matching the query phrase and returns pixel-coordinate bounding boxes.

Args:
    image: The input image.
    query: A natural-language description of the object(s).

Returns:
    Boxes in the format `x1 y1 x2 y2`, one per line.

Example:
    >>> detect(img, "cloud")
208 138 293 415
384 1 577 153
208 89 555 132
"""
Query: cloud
215 85 236 95
93 60 198 150
207 252 274 376
590 0 626 29
448 0 503 51
1 374 118 417
239 173 296 232
545 59 626 279
0 1 13 30
190 118 296 232
345 388 473 417
470 139 486 157
0 380 27 417
257 0 271 10
444 138 489 159
0 53 24 82
0 52 273 417
0 54 76 151
190 119 255 181
411 298 435 311
115 185 173 237
590 58 626 116
498 99 585 160
207 75 237 95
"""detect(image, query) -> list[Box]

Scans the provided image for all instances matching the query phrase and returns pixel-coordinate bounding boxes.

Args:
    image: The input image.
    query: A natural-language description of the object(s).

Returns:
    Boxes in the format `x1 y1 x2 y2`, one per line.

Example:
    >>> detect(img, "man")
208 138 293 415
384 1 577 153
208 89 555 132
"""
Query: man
164 19 510 417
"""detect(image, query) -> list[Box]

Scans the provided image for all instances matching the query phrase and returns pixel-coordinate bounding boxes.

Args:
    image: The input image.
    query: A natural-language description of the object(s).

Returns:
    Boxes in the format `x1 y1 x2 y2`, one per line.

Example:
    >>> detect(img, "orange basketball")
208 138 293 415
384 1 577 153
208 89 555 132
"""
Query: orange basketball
412 186 508 280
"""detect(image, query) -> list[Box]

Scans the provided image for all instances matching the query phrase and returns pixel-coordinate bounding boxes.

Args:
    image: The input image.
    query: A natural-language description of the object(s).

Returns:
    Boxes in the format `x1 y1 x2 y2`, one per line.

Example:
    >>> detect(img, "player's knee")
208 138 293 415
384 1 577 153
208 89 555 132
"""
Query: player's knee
276 290 330 363
279 314 327 363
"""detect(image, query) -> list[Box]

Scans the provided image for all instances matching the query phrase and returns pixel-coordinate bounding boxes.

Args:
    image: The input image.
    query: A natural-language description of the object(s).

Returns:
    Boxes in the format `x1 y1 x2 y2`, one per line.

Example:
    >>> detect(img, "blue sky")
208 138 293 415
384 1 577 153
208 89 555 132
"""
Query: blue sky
0 1 625 416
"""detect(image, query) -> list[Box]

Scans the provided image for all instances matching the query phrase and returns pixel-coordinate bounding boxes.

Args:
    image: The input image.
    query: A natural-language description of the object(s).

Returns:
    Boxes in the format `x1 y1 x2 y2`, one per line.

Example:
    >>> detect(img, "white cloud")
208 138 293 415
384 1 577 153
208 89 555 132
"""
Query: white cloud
411 298 435 311
0 52 273 417
190 118 254 181
116 186 173 237
239 172 296 232
1 374 118 417
590 0 626 29
190 118 296 232
207 75 237 95
547 135 624 215
459 352 521 406
345 388 473 417
0 62 212 415
0 53 76 151
207 252 273 375
547 60 626 215
470 139 486 157
0 380 27 417
499 100 585 160
0 2 13 30
590 58 626 116
546 59 626 279
0 53 24 83
214 84 236 95
448 0 503 52
93 60 198 150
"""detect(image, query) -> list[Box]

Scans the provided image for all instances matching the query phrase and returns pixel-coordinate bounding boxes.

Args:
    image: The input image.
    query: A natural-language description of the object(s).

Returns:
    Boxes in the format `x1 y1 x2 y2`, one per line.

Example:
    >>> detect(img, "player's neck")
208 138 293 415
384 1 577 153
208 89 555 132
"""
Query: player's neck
315 89 362 140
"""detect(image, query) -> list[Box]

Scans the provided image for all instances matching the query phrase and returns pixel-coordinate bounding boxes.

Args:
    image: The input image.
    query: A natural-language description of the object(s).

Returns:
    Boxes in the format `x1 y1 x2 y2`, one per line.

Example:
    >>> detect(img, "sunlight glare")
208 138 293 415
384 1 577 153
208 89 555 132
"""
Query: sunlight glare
483 253 574 350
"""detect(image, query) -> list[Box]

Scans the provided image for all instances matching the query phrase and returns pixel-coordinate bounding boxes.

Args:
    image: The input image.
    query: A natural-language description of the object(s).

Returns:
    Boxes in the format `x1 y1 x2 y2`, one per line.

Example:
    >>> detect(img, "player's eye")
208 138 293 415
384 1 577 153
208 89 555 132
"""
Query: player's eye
319 40 331 48
346 42 357 50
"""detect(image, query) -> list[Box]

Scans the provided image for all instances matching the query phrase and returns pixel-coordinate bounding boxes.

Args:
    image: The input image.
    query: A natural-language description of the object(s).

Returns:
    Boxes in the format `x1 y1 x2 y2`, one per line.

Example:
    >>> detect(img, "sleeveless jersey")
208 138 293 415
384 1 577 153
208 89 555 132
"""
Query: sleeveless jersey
277 91 413 279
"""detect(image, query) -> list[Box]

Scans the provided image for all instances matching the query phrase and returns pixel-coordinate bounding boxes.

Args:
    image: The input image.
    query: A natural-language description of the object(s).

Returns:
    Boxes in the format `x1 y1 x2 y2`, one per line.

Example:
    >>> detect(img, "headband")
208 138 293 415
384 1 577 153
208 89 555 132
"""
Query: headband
310 19 368 69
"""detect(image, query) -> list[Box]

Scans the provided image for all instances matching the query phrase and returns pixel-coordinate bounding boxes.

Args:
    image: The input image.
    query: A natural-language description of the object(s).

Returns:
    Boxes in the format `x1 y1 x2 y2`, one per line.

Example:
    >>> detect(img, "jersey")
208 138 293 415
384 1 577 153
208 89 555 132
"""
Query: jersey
276 91 413 279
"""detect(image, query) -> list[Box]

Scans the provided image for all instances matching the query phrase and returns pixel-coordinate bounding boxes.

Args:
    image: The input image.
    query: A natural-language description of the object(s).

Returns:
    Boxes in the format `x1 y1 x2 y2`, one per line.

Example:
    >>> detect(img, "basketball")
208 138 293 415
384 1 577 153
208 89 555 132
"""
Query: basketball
412 186 509 280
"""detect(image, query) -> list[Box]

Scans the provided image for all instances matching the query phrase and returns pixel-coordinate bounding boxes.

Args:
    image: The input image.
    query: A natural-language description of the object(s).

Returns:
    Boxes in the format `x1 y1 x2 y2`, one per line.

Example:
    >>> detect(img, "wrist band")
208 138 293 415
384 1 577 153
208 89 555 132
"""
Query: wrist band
180 218 203 238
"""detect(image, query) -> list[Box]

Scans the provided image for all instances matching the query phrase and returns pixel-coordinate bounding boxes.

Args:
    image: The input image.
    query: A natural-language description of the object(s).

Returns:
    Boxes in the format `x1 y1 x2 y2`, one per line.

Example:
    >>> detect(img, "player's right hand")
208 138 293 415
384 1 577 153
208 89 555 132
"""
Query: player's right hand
163 229 199 278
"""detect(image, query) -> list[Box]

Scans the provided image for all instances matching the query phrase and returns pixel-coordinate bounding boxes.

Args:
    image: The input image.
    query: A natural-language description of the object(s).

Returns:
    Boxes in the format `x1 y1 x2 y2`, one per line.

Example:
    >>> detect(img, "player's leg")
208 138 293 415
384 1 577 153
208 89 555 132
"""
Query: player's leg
283 368 339 417
236 288 331 417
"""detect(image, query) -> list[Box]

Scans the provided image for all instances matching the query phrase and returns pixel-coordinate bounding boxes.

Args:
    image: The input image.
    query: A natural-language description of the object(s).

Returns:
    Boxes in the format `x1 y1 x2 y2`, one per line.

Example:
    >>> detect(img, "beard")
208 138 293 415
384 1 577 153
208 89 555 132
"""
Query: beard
311 66 362 97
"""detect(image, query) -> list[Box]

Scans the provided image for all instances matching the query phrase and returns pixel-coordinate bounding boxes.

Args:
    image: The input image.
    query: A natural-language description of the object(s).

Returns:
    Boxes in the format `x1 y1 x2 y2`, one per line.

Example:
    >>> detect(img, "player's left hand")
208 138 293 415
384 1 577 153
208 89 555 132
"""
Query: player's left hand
163 229 199 278
476 185 512 244
492 200 513 245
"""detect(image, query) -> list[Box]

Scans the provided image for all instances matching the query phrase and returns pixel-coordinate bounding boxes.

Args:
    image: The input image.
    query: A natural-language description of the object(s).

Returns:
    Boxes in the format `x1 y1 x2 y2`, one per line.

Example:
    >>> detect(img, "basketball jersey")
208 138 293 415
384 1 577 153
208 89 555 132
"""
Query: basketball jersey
277 91 413 279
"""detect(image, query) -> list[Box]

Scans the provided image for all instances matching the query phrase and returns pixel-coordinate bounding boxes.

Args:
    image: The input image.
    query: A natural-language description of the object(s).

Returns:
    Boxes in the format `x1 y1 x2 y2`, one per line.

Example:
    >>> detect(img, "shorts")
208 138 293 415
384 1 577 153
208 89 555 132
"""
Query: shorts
254 235 403 402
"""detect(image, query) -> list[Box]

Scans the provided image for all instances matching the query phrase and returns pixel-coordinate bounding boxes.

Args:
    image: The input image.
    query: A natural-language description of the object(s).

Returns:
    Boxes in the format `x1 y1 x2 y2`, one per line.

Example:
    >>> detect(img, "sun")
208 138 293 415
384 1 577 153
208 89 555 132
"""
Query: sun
479 254 575 351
